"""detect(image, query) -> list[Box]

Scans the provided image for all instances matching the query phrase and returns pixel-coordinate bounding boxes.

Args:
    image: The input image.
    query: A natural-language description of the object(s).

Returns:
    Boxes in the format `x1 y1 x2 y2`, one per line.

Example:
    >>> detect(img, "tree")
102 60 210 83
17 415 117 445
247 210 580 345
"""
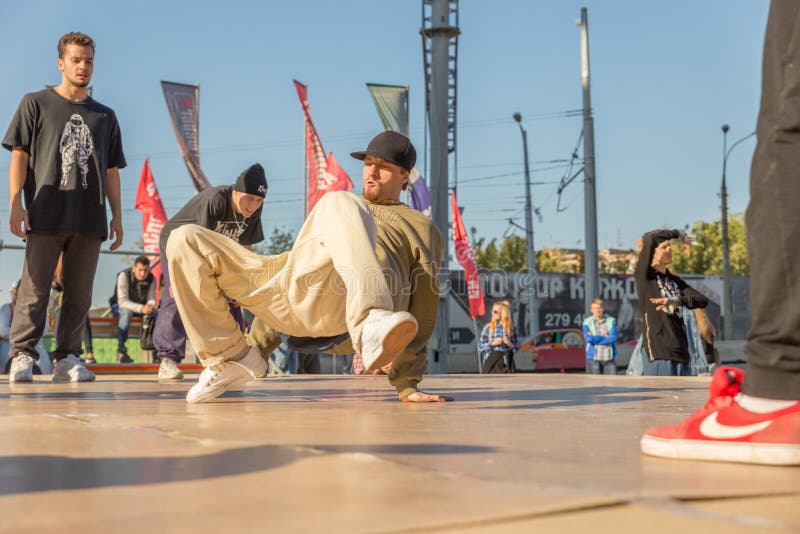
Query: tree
670 213 748 276
498 236 527 271
475 239 500 270
600 253 634 274
473 233 583 273
253 227 295 256
469 213 749 276
535 249 562 273
473 234 526 271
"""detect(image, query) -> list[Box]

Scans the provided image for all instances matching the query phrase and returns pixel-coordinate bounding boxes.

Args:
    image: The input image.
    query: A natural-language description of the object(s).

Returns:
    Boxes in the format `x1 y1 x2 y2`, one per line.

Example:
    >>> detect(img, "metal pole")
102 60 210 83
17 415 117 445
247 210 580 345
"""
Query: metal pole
720 124 732 340
473 317 483 374
0 242 151 257
513 113 539 336
719 126 755 340
579 7 599 317
428 0 451 373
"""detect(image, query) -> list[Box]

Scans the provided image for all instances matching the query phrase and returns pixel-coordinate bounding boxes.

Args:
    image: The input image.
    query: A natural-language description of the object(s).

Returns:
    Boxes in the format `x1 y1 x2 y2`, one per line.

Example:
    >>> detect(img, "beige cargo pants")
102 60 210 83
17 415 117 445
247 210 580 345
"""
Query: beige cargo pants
165 191 393 366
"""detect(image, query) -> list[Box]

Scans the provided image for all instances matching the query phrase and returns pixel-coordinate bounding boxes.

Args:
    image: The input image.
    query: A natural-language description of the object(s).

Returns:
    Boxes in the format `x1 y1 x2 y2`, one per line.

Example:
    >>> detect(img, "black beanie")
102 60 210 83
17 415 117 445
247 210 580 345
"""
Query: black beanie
233 163 268 198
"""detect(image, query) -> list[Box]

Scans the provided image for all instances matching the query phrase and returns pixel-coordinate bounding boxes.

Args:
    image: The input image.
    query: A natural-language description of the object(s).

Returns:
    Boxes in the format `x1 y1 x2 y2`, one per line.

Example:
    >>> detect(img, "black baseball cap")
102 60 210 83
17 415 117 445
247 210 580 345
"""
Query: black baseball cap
233 163 268 198
351 131 416 173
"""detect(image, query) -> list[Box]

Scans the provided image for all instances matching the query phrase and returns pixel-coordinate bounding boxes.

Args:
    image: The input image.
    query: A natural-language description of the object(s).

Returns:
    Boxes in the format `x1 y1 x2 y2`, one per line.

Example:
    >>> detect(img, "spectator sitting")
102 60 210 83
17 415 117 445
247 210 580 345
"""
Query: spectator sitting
582 298 618 375
109 255 155 363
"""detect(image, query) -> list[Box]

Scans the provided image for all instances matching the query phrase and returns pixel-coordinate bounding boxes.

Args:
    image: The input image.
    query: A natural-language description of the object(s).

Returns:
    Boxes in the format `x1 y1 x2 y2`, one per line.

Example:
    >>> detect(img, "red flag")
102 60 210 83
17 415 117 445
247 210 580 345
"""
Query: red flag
134 159 168 294
452 191 485 318
293 80 353 212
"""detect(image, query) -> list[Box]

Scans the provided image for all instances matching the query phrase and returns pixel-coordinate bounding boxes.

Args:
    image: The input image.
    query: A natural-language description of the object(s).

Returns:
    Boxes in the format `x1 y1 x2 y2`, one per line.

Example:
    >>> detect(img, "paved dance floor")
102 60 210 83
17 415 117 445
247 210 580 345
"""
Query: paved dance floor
1 373 798 533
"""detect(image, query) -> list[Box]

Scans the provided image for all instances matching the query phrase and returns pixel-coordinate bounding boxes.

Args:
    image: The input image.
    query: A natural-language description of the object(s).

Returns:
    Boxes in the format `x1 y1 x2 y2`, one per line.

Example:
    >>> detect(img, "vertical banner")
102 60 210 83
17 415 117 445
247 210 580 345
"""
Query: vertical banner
161 81 211 191
366 83 432 218
135 159 168 294
452 191 485 318
293 80 354 213
366 83 409 135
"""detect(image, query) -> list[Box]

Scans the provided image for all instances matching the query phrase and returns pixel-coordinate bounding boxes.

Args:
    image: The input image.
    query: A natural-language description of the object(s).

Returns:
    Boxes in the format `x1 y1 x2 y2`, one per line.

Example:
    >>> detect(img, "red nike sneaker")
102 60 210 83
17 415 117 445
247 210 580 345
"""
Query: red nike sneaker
641 366 800 465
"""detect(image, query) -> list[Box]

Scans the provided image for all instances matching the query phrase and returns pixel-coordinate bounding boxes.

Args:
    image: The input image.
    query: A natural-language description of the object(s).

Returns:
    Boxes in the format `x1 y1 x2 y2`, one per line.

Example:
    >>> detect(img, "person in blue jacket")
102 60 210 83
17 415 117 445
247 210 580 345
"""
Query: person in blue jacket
582 298 618 375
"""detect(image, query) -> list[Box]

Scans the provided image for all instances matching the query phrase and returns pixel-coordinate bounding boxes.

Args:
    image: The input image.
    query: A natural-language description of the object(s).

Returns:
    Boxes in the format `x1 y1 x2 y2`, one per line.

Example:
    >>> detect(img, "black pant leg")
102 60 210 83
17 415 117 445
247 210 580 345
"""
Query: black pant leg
743 0 800 399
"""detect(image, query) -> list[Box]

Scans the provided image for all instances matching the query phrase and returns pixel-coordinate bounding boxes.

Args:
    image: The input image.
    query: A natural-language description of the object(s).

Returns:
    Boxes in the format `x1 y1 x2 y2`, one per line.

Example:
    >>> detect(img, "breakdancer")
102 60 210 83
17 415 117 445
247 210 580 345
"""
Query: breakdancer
167 131 452 403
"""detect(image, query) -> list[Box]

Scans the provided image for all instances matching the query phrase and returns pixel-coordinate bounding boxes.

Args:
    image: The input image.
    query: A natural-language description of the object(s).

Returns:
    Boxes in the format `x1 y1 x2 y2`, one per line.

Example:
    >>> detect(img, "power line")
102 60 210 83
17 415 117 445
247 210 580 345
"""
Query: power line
457 163 574 184
113 108 584 162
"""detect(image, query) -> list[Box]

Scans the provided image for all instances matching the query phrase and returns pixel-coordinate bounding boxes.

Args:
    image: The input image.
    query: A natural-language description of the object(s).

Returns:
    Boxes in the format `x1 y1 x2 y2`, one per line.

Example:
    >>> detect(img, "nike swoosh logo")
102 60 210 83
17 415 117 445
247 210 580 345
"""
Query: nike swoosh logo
699 412 773 439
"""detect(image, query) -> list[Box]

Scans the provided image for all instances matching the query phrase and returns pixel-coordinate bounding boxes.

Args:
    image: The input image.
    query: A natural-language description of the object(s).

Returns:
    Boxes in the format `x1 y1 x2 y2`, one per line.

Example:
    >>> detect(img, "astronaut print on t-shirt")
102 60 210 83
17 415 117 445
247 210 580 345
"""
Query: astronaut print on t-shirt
59 113 95 190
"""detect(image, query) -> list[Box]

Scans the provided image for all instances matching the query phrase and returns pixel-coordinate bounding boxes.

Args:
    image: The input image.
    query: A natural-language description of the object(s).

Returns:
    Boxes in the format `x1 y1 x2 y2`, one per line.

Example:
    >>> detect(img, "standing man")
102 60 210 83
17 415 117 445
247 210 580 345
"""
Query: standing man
167 131 452 403
3 32 125 383
109 255 156 363
152 163 267 380
634 230 708 376
582 298 618 375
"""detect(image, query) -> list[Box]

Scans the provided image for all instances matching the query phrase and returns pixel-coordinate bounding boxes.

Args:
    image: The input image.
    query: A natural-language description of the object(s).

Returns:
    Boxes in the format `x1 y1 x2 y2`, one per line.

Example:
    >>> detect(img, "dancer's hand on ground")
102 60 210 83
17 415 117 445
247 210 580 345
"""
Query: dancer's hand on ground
402 391 454 403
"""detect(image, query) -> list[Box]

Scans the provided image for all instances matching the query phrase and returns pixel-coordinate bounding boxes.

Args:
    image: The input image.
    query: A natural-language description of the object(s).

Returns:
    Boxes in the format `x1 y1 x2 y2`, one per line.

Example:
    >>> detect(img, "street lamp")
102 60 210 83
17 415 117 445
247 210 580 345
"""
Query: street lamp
720 124 755 340
513 113 539 336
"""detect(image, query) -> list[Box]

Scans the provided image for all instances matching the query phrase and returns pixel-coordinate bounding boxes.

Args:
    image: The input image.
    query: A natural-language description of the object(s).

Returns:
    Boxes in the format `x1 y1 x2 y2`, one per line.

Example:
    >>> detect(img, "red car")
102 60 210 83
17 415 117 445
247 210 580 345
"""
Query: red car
518 328 586 372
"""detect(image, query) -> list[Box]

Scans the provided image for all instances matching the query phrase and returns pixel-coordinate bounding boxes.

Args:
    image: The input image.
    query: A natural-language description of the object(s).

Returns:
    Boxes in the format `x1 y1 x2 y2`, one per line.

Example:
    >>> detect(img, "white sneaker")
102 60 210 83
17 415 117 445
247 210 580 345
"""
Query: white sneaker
9 353 35 383
186 347 267 403
359 310 418 372
52 354 96 383
158 358 184 380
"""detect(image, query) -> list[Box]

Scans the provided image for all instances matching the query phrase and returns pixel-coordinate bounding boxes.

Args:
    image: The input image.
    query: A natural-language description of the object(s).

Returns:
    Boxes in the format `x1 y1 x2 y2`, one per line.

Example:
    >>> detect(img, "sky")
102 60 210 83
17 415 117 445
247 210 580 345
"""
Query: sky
0 0 769 305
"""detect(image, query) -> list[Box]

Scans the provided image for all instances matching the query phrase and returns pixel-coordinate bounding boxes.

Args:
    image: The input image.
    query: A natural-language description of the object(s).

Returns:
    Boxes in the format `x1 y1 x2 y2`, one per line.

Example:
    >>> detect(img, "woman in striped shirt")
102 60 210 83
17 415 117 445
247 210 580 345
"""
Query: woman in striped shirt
479 301 520 373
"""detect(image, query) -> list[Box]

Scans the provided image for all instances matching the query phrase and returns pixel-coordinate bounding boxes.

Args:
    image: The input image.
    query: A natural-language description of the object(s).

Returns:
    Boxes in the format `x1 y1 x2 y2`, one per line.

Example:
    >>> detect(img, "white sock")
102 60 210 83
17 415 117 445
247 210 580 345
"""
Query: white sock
737 393 799 414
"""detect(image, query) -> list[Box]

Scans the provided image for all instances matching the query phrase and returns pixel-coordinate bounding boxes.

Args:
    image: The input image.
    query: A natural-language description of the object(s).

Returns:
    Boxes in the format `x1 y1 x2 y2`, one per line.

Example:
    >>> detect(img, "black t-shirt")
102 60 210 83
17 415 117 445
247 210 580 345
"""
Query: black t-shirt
2 88 126 238
160 185 264 256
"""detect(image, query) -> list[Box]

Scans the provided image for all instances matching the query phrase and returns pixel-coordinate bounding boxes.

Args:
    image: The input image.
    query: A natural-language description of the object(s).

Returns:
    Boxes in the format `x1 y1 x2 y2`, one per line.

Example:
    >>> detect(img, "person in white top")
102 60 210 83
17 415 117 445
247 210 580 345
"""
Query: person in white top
109 256 155 363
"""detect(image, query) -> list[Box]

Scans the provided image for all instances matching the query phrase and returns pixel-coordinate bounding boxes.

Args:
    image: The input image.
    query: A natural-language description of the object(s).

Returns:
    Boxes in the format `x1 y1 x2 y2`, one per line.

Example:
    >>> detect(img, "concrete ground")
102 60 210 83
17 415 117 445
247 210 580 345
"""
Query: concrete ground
0 373 798 533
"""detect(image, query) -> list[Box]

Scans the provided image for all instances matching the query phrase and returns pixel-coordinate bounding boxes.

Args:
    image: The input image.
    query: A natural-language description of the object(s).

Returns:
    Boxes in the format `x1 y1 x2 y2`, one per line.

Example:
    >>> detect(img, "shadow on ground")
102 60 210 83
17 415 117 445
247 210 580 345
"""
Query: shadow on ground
0 443 495 495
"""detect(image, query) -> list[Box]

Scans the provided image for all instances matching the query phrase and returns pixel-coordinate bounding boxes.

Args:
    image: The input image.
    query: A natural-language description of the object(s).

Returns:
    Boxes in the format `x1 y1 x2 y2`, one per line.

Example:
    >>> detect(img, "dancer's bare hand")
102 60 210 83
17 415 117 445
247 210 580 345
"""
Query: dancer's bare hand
402 391 454 403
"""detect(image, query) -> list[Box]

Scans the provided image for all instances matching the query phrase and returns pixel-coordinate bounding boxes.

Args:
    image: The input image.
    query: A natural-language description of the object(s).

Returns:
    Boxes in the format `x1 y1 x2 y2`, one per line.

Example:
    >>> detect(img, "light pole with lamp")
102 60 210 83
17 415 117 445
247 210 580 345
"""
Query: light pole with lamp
513 112 539 337
720 124 755 340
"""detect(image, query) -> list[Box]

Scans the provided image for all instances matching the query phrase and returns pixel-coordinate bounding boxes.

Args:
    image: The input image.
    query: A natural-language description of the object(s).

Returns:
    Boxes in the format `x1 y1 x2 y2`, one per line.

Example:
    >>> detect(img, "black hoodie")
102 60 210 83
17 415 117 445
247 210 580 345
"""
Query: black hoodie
635 229 709 363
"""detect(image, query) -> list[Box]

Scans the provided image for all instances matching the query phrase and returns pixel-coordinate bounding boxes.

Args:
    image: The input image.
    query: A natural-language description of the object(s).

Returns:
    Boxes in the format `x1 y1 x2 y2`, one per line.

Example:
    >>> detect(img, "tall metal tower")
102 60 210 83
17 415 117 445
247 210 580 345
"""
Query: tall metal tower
422 0 459 373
